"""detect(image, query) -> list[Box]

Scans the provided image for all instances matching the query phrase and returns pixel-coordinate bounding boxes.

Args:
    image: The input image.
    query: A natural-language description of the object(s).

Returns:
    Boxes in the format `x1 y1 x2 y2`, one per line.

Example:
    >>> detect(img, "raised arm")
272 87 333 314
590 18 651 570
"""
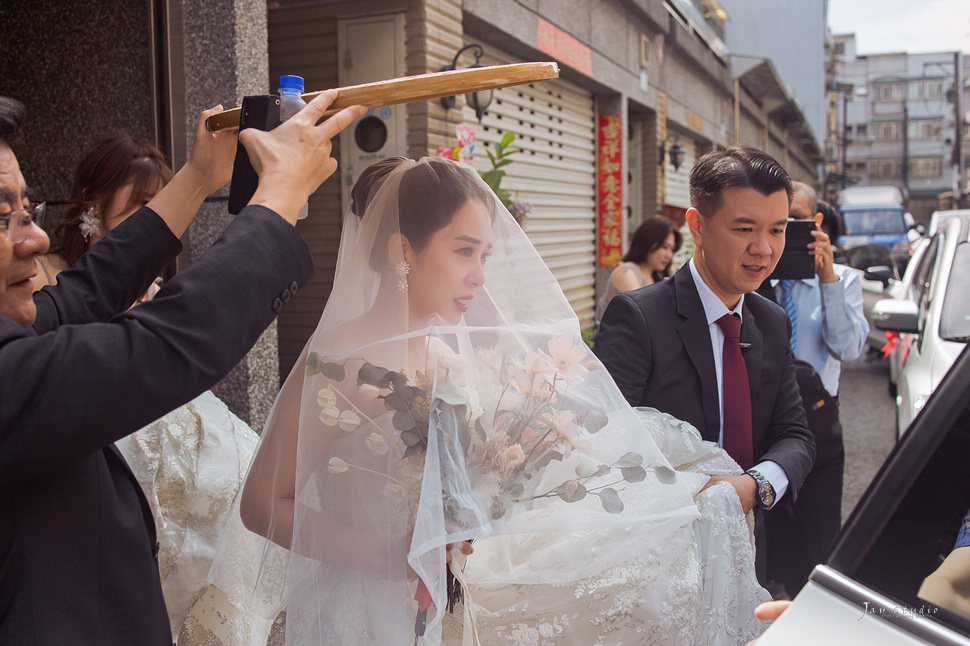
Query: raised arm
145 105 238 238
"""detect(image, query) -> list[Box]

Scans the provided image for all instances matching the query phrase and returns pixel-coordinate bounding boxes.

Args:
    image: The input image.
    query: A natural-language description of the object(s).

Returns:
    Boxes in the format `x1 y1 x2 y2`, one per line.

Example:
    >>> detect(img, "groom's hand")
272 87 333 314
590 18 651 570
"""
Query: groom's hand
701 474 758 514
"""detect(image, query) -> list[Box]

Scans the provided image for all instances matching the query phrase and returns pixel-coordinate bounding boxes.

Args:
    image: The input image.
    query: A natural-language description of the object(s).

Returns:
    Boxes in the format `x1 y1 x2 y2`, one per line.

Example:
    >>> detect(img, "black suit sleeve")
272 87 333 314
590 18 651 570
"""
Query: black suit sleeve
593 292 652 406
31 208 181 331
0 205 314 490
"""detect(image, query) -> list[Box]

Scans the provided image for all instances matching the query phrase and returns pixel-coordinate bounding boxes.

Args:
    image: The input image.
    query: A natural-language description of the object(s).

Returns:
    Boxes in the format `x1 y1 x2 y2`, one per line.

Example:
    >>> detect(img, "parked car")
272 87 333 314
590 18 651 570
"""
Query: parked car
928 209 970 236
757 345 970 645
871 213 970 437
843 242 913 355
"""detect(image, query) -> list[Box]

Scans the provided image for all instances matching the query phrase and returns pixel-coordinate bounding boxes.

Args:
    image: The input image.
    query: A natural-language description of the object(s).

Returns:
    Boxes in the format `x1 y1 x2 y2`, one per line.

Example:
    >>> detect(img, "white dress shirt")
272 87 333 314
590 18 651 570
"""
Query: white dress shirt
689 260 789 505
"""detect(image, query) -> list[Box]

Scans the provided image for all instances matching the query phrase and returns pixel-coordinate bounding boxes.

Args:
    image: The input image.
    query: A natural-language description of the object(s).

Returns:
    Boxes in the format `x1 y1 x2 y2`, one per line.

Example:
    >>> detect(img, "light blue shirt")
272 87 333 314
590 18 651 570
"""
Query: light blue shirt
771 264 869 397
689 260 788 506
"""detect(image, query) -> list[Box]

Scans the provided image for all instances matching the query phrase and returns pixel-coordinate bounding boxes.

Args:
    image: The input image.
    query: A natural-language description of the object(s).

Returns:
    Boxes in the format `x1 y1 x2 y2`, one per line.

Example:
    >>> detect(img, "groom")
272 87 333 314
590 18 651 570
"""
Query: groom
594 146 815 582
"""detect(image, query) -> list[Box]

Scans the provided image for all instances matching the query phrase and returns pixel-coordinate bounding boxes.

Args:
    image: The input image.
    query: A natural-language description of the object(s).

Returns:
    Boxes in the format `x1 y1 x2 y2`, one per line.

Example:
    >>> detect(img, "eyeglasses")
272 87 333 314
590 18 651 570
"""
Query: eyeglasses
1 202 45 244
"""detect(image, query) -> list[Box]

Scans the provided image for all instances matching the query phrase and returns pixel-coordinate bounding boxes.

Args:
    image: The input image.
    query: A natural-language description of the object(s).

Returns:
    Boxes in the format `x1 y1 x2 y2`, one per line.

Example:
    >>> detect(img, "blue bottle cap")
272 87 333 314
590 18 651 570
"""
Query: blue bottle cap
279 75 305 93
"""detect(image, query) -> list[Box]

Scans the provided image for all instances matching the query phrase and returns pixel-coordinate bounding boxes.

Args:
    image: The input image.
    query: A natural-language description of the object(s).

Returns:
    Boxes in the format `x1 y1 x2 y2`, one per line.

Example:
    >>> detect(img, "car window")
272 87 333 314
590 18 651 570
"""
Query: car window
843 209 908 235
915 236 940 335
940 243 970 342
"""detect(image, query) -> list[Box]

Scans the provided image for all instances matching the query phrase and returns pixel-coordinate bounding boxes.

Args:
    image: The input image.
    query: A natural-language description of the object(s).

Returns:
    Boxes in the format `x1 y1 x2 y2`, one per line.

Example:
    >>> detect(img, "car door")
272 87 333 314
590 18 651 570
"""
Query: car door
888 237 930 392
757 346 970 645
897 233 942 433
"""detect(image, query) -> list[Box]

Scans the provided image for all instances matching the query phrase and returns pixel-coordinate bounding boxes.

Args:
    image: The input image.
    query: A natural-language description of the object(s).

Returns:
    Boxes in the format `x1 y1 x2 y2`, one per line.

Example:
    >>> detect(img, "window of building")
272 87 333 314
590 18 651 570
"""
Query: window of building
873 121 902 140
873 82 906 102
834 42 845 56
856 124 868 137
908 118 944 140
869 158 901 178
909 79 945 101
909 156 943 179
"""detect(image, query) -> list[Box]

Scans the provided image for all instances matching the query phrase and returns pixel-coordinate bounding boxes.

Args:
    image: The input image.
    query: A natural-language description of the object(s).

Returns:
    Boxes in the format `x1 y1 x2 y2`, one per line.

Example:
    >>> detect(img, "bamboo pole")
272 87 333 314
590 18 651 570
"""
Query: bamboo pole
205 62 560 132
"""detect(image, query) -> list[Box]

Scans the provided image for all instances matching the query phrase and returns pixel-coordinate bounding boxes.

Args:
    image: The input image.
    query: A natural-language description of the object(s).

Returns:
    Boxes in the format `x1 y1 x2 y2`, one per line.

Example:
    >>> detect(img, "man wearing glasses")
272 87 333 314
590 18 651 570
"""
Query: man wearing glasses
760 180 868 599
0 146 47 326
0 95 365 643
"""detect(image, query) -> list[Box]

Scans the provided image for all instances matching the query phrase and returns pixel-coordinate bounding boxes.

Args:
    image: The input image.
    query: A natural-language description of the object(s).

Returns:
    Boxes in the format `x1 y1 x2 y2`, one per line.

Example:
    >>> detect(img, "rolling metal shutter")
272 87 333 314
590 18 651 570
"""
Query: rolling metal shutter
461 51 597 325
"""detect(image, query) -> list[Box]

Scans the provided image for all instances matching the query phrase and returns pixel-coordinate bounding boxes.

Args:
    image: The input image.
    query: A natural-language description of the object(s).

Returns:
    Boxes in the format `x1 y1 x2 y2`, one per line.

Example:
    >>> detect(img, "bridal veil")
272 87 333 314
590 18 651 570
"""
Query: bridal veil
208 157 765 645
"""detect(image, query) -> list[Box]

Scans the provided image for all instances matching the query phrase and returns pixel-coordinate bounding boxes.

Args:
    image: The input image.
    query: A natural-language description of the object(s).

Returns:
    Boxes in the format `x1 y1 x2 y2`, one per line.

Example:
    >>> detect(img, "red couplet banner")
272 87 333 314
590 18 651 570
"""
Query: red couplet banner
598 113 623 267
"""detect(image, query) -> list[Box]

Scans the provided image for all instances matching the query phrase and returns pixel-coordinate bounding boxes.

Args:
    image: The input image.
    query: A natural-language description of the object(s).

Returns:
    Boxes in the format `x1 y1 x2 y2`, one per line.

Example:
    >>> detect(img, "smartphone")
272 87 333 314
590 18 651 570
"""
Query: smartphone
227 95 281 215
769 219 816 281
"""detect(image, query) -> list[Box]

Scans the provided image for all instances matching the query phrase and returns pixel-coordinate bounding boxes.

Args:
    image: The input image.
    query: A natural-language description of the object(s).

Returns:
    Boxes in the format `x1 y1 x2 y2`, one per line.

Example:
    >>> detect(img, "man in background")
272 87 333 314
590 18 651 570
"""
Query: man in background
761 180 868 597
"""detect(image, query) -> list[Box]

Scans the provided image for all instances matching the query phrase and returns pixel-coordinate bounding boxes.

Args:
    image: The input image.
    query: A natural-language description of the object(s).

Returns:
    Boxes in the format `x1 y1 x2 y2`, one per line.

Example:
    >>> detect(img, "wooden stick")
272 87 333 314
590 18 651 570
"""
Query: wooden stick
205 62 560 131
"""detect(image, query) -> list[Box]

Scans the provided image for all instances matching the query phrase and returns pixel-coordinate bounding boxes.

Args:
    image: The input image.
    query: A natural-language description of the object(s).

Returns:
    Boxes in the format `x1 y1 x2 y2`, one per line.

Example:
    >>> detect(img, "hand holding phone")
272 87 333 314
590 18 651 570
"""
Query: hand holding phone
769 219 816 281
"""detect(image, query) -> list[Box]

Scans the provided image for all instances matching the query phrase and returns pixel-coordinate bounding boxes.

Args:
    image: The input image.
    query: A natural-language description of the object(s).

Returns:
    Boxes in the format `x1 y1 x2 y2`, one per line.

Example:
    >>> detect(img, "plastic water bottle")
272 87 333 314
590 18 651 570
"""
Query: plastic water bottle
279 75 309 220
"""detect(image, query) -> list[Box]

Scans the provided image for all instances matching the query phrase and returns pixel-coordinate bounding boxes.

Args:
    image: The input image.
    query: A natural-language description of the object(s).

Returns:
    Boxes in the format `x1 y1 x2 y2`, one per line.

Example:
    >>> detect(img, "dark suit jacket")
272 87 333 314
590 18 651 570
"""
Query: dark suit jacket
593 265 815 500
0 205 313 645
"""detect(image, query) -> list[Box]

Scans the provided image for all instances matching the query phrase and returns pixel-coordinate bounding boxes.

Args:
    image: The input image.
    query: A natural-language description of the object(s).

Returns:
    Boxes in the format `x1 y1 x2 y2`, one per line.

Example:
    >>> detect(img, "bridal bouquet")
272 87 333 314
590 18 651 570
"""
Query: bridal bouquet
307 336 669 523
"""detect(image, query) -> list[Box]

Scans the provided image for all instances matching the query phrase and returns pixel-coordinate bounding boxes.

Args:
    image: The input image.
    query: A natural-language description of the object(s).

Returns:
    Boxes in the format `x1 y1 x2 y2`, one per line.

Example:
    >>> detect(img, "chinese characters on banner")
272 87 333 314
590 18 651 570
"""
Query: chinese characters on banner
598 114 623 267
536 18 593 76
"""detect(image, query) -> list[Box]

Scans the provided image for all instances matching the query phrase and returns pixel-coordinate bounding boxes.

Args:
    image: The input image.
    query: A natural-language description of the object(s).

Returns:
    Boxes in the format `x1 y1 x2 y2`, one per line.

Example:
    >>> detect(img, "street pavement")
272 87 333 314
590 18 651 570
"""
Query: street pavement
839 351 898 522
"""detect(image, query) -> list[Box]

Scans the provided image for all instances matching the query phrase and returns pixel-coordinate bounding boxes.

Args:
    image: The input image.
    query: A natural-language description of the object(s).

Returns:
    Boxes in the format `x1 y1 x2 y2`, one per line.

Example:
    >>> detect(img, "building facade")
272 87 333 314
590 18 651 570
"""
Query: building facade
829 34 966 221
718 0 828 151
0 0 822 425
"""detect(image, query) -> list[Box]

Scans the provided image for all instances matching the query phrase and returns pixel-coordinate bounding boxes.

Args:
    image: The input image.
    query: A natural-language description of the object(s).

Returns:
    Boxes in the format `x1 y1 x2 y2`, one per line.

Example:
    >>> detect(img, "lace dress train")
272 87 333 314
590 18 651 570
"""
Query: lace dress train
438 408 769 646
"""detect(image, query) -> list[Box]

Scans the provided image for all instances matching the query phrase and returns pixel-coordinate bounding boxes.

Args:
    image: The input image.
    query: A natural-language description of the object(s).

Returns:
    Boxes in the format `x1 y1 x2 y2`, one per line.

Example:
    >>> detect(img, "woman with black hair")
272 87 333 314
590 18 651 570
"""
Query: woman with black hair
597 215 681 321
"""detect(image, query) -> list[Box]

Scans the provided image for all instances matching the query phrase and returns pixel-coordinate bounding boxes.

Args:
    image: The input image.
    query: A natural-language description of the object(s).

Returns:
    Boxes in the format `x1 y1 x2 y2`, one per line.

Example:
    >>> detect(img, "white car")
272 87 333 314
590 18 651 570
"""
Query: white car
874 237 929 397
928 209 970 236
852 240 927 358
871 213 970 437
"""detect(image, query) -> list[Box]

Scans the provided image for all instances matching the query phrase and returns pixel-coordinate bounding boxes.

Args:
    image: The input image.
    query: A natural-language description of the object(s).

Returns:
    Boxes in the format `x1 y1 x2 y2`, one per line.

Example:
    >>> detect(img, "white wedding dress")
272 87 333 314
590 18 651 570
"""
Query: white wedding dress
204 157 769 646
115 391 263 643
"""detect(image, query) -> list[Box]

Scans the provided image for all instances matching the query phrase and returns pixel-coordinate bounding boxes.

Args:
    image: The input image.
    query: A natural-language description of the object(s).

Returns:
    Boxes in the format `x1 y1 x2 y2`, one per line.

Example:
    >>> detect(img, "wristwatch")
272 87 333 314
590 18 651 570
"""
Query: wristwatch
746 469 776 509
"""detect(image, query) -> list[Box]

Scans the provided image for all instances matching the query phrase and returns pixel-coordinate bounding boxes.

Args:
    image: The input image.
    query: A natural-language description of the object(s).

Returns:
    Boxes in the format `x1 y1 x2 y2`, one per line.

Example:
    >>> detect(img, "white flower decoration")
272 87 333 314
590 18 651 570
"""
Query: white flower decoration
328 457 350 474
541 409 591 457
337 410 361 432
365 432 388 455
540 336 589 382
400 455 425 484
434 348 467 372
78 207 104 242
317 387 337 408
319 405 340 426
358 384 381 402
382 482 408 504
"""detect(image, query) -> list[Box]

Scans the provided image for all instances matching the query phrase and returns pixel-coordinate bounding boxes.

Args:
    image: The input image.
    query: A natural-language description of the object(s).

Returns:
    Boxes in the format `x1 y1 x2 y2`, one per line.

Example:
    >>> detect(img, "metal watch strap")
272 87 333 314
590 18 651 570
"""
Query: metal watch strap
746 468 775 509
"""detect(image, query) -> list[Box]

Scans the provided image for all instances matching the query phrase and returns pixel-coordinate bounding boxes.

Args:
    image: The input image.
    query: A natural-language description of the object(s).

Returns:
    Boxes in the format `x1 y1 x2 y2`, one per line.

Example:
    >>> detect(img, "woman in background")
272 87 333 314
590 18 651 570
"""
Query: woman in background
32 133 172 296
597 215 681 322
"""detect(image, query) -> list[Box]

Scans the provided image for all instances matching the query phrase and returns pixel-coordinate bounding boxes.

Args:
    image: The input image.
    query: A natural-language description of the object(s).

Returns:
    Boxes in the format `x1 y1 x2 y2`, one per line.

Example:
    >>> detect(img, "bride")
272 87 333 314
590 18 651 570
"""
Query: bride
224 156 769 645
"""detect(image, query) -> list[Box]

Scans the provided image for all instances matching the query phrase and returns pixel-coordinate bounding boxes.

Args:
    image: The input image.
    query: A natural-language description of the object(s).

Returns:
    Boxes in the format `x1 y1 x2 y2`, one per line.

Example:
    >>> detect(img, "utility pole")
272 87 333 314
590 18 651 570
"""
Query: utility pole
955 52 965 207
902 100 909 199
837 82 853 190
842 92 849 190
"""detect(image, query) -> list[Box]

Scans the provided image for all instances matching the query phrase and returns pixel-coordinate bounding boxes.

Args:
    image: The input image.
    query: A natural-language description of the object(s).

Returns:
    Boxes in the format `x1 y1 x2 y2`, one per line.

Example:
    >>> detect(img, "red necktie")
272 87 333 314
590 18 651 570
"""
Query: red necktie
717 313 753 470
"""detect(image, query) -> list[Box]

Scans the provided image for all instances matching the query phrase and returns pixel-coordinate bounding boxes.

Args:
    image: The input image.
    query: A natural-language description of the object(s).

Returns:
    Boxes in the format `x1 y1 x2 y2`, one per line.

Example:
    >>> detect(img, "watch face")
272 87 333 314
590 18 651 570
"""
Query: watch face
762 483 776 507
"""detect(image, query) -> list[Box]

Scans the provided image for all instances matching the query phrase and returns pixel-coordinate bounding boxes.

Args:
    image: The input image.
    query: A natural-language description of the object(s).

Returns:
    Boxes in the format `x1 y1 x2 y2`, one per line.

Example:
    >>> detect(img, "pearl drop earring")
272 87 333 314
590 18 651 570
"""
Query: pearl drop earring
396 261 410 294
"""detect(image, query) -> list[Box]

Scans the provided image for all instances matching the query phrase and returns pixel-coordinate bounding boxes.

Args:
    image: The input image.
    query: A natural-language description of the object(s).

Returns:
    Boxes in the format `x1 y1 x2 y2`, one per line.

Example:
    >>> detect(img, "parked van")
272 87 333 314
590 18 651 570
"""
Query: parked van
837 186 920 261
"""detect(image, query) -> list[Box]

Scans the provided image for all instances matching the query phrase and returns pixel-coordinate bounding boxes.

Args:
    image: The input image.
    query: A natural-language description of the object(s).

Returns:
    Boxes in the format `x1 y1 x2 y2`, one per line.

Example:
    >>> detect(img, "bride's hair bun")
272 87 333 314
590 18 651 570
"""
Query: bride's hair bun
351 156 409 219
